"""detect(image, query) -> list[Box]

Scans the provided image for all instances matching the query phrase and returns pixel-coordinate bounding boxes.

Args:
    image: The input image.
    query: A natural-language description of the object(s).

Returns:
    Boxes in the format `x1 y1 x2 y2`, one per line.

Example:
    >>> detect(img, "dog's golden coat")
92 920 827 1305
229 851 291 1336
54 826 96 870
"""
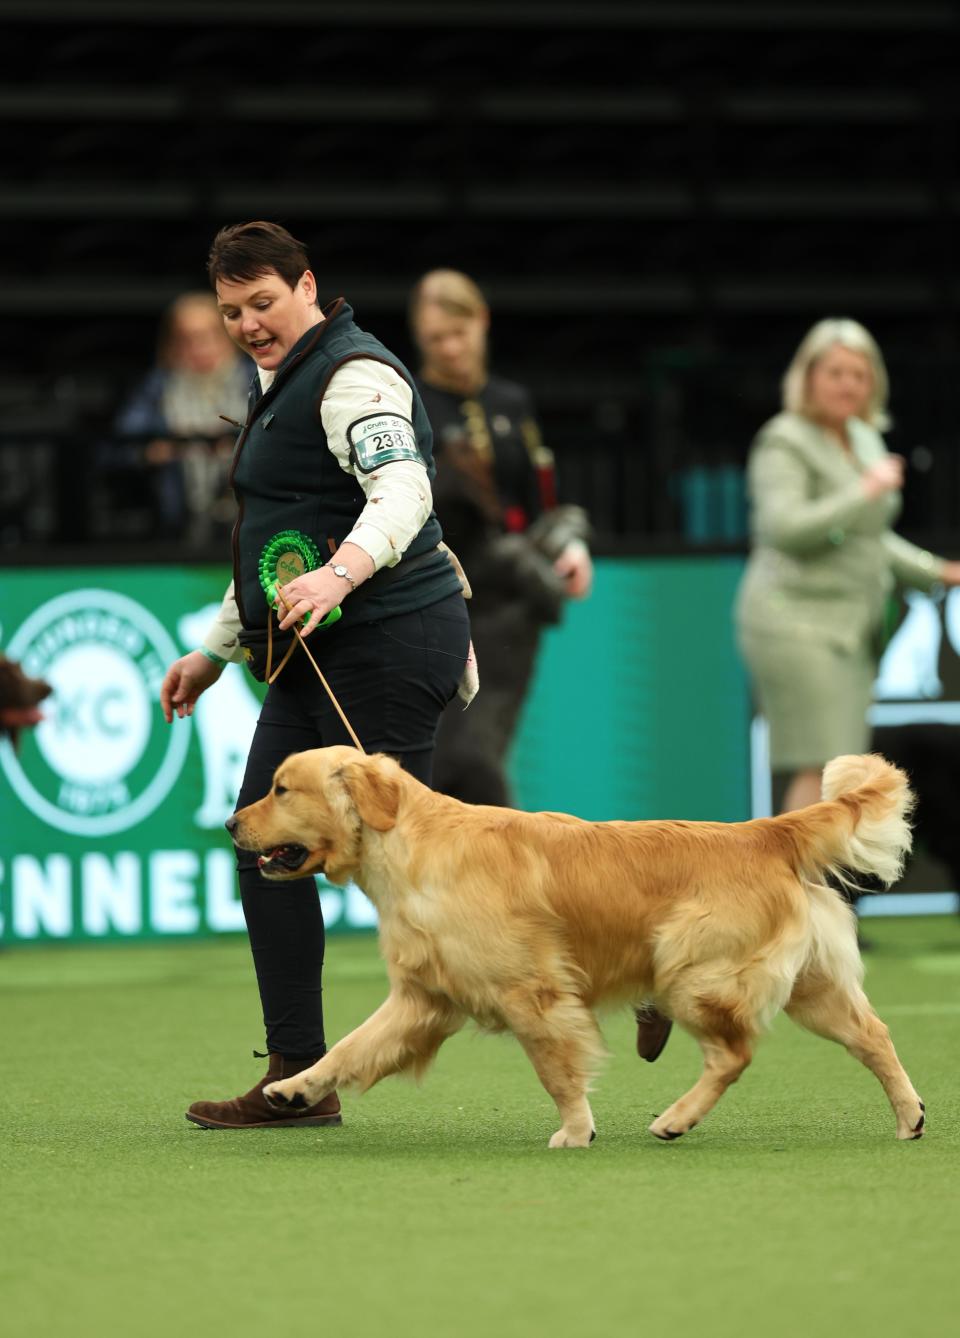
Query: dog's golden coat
229 747 925 1147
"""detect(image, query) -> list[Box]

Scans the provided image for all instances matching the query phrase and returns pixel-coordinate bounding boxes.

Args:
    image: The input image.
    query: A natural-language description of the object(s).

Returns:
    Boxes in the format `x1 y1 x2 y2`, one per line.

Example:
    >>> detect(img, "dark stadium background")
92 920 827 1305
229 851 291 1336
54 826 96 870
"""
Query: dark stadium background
2 0 958 559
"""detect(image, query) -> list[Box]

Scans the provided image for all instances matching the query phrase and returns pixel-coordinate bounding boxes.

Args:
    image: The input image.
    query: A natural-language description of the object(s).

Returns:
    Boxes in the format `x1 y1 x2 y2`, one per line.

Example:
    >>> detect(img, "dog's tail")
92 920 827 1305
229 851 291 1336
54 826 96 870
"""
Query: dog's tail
785 753 914 892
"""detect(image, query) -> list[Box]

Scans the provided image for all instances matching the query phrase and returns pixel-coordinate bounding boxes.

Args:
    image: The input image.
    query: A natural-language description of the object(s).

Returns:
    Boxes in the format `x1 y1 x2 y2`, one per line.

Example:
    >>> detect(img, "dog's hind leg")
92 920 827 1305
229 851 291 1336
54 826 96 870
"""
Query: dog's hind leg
264 988 464 1110
648 1003 754 1141
503 990 604 1149
785 979 925 1140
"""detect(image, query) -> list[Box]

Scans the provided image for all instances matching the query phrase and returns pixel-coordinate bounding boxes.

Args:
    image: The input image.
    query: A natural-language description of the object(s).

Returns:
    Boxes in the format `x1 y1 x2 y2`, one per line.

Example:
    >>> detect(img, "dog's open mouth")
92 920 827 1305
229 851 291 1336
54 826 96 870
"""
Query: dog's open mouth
257 844 310 874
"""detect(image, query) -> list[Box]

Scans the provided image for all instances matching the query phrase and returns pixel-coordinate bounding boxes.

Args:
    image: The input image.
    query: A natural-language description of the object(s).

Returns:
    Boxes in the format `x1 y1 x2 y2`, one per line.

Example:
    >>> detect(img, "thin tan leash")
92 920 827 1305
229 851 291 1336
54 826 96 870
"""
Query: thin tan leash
268 589 366 753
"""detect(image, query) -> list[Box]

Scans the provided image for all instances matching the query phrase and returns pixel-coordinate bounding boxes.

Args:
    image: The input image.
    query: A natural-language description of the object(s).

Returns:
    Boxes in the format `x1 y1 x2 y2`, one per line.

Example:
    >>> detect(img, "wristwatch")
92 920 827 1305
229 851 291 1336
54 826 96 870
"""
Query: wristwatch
331 563 357 590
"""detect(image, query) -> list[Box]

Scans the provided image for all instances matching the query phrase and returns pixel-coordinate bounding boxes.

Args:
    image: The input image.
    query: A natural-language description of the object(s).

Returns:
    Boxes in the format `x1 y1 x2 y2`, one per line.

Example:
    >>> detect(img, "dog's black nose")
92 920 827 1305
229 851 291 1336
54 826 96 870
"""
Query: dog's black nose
225 814 238 834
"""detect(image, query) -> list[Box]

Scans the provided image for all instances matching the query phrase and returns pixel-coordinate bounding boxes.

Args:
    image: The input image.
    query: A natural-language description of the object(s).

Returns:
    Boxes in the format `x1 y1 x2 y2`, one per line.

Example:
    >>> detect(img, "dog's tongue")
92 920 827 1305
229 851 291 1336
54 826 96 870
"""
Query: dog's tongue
258 844 308 871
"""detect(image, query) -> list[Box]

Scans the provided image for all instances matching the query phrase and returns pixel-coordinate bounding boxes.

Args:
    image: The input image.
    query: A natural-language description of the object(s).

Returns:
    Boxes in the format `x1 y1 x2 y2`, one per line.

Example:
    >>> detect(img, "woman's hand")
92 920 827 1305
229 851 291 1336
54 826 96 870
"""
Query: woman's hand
553 542 593 600
276 566 348 636
277 544 375 637
940 560 960 588
160 650 223 722
861 455 905 500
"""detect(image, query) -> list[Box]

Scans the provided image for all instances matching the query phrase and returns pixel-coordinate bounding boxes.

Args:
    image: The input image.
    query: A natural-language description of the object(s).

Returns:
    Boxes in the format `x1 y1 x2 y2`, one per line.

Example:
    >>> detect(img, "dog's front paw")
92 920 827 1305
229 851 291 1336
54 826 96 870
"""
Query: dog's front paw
263 1079 309 1111
648 1110 698 1141
896 1099 926 1141
548 1127 595 1149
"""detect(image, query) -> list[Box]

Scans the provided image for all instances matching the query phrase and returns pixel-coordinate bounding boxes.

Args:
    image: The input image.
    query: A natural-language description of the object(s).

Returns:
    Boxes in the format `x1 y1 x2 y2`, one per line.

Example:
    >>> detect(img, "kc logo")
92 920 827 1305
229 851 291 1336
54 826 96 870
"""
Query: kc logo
0 589 191 836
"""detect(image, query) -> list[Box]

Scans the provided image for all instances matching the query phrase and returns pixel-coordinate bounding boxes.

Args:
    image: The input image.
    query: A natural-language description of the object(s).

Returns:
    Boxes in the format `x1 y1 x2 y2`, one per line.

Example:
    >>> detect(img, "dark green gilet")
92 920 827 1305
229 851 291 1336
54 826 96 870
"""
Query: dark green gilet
229 298 460 634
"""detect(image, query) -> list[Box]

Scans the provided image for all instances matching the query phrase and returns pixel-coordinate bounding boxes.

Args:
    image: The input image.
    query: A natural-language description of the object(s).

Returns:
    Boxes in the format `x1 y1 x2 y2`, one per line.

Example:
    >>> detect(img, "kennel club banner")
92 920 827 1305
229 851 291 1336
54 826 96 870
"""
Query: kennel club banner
2 558 751 946
0 566 374 946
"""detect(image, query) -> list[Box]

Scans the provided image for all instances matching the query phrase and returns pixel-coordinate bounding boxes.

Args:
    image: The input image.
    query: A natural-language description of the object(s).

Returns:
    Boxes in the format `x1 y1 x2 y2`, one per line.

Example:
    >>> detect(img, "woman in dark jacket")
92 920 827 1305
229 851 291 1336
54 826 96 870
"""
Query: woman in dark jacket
409 268 592 807
160 222 471 1130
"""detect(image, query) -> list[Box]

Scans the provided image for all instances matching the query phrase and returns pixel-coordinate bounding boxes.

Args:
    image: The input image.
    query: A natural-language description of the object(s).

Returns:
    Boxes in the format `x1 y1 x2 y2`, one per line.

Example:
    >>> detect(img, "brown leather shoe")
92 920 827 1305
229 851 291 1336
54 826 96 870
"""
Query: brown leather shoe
185 1053 342 1129
635 1005 673 1062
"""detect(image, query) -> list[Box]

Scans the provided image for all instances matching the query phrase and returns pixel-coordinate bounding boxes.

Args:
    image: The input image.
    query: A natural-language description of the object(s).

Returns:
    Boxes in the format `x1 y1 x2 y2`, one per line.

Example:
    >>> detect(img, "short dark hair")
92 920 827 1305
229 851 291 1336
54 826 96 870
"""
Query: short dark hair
207 220 311 291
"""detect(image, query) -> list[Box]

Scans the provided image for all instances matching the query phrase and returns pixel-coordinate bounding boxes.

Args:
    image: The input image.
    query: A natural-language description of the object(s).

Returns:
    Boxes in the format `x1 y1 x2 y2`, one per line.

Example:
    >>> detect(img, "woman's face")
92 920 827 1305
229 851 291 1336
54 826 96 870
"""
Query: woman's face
806 343 873 426
169 302 236 374
216 268 320 371
413 301 488 391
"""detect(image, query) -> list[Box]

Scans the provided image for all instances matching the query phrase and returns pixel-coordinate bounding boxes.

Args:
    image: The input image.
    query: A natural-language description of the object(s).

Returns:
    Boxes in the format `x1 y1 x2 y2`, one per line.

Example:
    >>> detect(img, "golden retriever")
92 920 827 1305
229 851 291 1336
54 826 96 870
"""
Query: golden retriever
227 747 925 1147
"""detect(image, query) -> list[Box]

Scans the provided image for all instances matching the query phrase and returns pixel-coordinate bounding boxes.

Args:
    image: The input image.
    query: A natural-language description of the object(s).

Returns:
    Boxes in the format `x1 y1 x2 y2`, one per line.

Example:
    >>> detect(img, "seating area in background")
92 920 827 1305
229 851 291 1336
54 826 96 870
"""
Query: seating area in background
2 1 958 554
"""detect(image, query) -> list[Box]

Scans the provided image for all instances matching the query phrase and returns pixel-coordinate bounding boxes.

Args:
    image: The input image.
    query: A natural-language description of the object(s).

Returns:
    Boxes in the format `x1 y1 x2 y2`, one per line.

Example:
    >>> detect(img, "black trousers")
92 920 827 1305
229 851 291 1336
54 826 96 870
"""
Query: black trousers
234 593 470 1056
433 601 542 806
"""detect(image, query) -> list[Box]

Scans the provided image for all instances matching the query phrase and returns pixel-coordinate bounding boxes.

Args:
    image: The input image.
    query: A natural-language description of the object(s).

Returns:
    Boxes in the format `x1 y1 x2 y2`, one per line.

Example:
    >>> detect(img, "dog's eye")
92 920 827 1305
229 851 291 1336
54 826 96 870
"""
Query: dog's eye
274 784 287 796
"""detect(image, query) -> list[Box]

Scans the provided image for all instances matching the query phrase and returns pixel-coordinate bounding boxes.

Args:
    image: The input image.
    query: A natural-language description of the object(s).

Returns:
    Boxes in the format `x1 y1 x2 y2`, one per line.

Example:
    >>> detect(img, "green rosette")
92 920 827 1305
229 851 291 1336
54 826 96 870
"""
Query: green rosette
258 529 342 629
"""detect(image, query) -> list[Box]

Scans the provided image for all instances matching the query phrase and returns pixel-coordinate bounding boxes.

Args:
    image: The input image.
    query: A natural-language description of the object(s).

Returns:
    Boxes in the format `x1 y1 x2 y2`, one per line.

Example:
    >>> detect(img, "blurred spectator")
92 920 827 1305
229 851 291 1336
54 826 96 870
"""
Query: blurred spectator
735 317 960 815
409 268 593 807
0 653 51 749
102 292 250 542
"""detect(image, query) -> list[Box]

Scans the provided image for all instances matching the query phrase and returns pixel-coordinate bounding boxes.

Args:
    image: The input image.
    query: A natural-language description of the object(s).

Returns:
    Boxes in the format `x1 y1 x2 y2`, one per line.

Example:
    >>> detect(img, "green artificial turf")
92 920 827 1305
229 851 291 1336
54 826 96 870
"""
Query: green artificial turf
2 916 958 1338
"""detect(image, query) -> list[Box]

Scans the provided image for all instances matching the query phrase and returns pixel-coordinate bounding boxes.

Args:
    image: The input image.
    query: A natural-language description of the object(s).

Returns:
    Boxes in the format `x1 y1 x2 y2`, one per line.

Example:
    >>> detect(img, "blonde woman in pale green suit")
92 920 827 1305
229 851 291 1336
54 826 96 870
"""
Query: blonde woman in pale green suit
736 318 960 813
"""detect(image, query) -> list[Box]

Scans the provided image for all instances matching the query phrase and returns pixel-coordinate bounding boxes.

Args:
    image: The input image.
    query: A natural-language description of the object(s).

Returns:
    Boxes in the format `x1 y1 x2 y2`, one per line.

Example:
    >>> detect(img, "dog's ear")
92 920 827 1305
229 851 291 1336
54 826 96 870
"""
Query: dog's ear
338 755 401 832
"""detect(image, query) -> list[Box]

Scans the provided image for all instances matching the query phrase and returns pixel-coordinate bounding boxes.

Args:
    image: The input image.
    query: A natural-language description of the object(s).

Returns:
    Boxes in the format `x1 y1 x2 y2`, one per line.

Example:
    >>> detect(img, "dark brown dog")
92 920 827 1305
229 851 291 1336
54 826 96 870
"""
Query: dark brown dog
0 654 52 748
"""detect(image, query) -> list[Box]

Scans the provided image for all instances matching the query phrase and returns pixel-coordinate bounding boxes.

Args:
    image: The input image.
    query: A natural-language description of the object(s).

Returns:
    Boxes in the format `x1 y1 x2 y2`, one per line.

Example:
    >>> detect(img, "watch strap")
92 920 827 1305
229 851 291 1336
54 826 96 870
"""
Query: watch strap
332 563 357 590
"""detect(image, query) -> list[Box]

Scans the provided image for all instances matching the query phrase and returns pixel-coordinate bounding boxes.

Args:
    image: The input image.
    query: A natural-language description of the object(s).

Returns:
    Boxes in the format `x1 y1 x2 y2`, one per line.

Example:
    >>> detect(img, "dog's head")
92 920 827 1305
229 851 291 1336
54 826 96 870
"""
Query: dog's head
0 654 53 750
227 746 403 883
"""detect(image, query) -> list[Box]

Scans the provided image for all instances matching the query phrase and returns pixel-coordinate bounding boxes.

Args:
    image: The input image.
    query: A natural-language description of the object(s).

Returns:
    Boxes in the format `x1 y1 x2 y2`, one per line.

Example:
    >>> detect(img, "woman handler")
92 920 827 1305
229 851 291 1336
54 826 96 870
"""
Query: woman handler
160 221 471 1129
